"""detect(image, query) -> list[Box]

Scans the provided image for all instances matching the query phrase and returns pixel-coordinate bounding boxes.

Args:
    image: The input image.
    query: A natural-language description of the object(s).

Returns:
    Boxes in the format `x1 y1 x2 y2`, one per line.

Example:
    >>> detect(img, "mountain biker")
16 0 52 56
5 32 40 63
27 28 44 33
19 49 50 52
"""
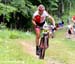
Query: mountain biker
32 4 56 55
66 22 73 39
72 16 75 35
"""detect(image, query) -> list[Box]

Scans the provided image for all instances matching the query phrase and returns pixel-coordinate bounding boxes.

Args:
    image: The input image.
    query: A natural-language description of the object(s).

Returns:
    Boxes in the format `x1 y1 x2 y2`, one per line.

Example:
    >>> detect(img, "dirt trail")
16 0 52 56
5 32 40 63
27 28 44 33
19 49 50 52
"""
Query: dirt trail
17 39 65 64
18 40 37 58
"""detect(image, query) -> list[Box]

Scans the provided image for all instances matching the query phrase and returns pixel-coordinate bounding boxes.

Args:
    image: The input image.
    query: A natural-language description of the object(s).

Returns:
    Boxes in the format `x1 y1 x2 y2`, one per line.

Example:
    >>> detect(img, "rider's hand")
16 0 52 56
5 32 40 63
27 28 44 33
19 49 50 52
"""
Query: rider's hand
53 25 56 30
54 27 56 30
34 24 40 28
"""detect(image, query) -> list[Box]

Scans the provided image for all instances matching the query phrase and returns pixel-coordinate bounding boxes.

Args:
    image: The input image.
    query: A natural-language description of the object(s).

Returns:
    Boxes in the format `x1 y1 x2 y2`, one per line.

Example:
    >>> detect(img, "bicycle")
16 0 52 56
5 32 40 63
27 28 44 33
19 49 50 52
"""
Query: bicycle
39 23 49 59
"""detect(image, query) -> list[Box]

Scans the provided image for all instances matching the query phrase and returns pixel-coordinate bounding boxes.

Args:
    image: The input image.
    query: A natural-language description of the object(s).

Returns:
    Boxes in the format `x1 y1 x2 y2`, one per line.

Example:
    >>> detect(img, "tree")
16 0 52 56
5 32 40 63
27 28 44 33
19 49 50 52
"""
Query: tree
0 3 17 22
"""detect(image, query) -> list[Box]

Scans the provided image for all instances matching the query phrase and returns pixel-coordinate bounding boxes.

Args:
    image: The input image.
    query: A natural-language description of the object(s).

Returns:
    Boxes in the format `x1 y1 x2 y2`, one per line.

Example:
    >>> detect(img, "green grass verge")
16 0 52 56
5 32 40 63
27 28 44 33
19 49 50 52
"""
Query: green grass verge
0 29 45 64
0 28 75 64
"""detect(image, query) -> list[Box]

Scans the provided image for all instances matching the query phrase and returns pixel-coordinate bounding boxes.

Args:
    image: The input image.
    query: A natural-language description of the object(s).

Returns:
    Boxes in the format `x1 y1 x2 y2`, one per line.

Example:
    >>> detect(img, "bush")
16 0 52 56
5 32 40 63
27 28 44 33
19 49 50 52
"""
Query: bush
0 22 7 29
9 31 20 39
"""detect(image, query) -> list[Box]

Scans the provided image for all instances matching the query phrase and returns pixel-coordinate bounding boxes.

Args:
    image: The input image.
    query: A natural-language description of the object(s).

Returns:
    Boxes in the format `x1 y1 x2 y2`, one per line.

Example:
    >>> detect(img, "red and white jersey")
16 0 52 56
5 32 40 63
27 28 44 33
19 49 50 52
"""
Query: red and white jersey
67 24 72 29
33 10 50 23
72 16 75 23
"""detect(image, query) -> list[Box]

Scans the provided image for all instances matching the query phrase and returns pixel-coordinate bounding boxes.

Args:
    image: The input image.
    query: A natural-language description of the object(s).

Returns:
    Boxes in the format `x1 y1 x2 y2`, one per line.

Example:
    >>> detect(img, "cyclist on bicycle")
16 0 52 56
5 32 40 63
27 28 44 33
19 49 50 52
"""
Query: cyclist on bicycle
72 15 75 36
32 4 56 55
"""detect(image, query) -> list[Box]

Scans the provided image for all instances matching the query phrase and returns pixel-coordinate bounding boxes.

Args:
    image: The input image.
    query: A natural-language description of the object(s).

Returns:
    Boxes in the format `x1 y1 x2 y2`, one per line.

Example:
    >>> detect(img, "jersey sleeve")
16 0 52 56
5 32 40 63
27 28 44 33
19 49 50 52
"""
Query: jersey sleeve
44 11 52 18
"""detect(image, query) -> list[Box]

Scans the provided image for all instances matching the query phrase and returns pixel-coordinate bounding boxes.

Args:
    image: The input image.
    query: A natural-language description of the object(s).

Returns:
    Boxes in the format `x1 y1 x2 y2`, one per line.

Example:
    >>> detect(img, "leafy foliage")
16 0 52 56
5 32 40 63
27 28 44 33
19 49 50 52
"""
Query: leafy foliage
0 22 6 29
0 0 75 30
0 3 17 21
11 0 37 18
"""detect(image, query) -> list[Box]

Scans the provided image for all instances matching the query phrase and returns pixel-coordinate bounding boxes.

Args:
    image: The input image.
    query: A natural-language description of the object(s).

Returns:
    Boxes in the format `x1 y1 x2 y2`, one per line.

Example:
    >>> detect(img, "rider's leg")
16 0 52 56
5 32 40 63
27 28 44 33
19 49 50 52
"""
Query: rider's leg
35 27 40 55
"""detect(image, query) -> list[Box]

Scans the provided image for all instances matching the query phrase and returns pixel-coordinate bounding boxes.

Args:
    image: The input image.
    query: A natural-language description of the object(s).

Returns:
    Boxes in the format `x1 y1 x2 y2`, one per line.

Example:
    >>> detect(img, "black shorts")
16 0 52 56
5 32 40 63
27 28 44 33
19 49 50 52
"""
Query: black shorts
36 22 45 27
68 29 72 34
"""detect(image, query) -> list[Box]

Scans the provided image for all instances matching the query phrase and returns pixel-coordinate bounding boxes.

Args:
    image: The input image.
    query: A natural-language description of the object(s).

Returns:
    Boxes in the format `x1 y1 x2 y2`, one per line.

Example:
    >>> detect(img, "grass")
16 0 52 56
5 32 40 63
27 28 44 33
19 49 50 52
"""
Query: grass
0 29 45 64
46 29 75 64
0 28 75 64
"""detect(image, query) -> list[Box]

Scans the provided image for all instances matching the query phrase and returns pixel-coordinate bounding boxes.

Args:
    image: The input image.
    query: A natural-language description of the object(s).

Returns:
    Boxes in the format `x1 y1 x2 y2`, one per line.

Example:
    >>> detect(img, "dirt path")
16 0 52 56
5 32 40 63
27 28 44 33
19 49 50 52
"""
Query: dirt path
17 39 65 64
17 40 37 58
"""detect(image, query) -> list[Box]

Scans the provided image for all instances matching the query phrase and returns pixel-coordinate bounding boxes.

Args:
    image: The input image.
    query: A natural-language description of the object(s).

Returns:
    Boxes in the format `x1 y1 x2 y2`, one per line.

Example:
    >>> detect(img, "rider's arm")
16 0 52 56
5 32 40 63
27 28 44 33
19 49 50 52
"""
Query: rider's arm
32 18 37 26
72 17 73 22
45 11 55 27
32 11 38 26
48 15 55 27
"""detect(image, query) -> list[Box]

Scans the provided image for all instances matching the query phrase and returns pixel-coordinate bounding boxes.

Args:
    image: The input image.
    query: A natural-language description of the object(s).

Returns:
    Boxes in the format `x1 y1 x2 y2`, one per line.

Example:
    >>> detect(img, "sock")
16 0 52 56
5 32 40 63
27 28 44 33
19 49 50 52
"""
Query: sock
36 46 39 51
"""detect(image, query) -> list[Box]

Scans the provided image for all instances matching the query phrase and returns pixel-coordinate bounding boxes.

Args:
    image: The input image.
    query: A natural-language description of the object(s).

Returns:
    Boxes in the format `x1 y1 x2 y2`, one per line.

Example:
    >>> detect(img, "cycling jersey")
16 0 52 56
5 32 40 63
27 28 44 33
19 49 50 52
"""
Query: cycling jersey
33 10 50 23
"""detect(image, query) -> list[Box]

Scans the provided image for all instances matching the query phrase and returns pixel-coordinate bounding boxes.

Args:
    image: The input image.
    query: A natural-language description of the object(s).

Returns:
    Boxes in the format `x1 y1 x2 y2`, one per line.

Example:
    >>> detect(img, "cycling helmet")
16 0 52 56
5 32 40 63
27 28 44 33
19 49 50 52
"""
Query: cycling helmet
72 16 75 20
72 15 75 23
38 4 45 11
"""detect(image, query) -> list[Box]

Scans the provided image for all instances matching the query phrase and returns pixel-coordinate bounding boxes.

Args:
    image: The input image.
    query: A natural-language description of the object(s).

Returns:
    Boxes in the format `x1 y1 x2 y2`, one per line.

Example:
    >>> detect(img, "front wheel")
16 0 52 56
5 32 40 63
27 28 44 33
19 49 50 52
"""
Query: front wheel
39 34 49 59
39 48 45 59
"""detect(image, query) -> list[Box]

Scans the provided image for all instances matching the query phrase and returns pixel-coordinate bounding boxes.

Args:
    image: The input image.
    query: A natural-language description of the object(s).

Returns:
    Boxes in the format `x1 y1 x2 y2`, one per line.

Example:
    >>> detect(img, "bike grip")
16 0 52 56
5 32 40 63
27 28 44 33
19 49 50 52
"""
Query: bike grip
53 27 57 30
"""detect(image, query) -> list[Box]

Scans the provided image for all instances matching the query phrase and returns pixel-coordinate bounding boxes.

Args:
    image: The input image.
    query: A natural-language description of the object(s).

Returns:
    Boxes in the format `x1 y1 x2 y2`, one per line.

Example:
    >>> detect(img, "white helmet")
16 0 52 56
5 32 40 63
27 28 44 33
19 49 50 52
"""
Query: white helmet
38 4 45 11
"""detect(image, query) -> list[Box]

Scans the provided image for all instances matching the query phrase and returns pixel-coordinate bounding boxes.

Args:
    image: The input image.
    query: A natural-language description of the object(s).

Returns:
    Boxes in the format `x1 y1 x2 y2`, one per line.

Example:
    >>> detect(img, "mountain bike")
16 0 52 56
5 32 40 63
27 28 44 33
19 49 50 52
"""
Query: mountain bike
39 23 49 59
